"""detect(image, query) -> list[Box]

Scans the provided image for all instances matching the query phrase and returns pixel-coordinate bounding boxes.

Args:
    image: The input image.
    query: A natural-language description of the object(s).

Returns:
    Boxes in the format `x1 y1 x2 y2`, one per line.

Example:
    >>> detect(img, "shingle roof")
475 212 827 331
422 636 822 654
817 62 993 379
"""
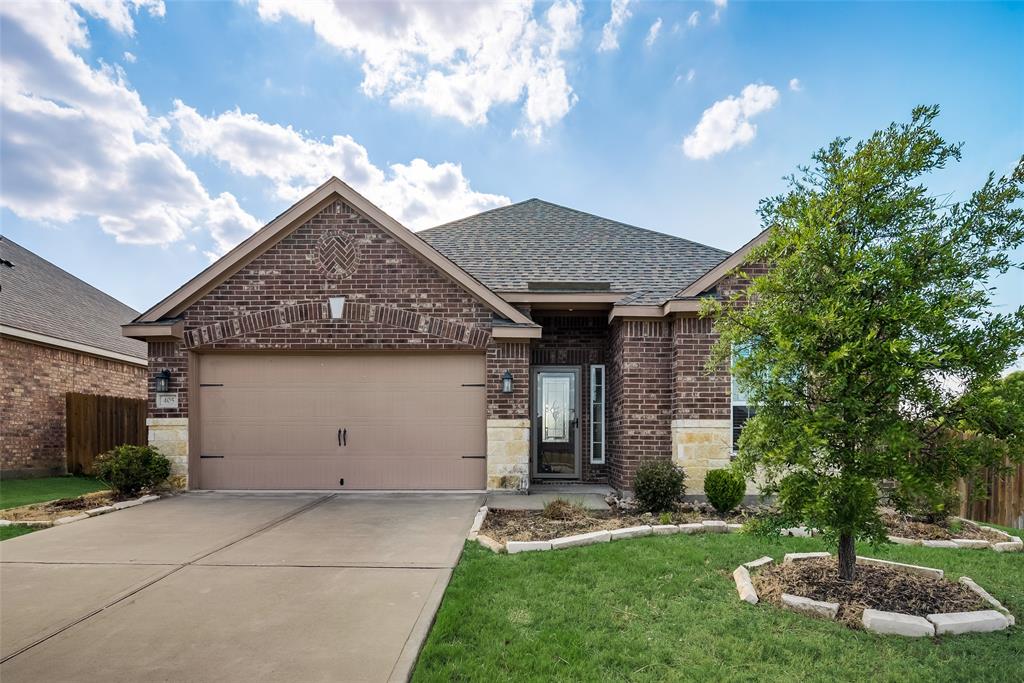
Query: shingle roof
0 238 146 360
419 199 729 305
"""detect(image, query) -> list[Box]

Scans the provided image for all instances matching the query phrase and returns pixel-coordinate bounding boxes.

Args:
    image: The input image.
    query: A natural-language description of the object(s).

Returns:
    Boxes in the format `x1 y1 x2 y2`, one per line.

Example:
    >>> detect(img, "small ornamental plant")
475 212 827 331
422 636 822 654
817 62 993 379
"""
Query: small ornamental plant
704 468 746 514
633 460 686 513
93 444 172 497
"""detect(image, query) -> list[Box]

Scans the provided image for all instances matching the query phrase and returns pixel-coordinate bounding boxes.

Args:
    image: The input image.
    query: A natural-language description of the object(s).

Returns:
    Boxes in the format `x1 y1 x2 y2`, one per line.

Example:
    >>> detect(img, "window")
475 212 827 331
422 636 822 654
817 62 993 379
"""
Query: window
590 365 605 464
731 347 754 453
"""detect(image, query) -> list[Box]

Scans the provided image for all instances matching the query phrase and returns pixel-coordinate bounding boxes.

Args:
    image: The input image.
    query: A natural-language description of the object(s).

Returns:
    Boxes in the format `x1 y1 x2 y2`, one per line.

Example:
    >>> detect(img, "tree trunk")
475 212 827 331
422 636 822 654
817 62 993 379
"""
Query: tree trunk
838 533 856 581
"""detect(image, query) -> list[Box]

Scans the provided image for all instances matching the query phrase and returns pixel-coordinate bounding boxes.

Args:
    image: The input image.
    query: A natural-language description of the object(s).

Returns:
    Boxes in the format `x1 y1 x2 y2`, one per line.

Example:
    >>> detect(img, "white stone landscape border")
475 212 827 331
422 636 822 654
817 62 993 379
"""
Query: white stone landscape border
888 518 1022 553
732 552 1016 637
472 516 748 555
0 494 162 529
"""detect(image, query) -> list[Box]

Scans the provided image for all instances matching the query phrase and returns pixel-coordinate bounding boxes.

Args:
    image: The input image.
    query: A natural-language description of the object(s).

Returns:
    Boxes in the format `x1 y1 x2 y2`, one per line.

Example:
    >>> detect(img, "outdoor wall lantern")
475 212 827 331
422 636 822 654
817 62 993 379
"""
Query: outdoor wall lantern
155 369 171 393
501 370 514 394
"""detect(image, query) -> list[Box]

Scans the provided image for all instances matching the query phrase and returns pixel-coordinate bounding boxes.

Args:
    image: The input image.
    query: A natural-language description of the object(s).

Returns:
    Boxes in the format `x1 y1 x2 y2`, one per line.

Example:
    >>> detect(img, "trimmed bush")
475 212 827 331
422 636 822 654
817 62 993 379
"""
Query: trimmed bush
704 468 745 514
633 460 686 513
93 445 171 497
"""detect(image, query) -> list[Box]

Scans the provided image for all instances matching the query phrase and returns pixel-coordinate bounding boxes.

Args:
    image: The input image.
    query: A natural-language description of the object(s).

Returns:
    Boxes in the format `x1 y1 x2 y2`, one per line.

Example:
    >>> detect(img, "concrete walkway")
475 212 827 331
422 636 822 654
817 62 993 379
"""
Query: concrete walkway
0 492 482 682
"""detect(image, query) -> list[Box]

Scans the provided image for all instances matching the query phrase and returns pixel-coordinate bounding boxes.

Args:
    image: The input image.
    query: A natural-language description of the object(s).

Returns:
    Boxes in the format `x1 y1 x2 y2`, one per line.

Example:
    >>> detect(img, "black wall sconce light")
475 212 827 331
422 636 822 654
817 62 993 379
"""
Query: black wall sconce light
501 370 514 394
155 369 171 393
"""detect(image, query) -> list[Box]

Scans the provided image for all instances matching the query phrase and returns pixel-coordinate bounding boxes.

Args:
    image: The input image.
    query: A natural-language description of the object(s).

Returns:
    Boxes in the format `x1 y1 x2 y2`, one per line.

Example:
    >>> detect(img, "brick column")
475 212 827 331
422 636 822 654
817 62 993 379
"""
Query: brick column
671 315 732 494
485 341 530 491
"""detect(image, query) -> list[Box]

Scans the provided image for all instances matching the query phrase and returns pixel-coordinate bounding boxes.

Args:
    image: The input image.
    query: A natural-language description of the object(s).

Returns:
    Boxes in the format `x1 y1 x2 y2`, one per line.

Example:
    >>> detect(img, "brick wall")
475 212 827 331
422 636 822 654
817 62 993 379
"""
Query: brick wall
672 261 770 421
152 200 494 417
486 341 530 421
606 319 673 490
531 313 609 483
1 336 147 476
673 316 730 420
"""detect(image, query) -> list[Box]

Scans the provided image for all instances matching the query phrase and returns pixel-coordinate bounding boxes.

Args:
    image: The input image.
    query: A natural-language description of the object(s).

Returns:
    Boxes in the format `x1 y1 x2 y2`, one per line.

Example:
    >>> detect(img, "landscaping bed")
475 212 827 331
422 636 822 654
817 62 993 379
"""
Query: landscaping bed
481 500 762 543
882 509 1007 543
753 557 983 628
0 490 125 523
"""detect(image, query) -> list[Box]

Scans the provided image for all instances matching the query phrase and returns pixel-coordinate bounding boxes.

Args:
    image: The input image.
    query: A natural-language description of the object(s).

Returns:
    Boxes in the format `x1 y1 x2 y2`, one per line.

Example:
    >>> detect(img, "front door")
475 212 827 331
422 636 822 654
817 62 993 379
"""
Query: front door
531 367 581 479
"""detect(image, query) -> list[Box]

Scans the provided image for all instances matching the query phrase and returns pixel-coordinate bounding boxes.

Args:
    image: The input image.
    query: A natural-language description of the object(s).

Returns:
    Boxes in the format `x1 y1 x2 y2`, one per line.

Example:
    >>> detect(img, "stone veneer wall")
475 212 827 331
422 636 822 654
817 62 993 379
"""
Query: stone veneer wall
486 419 530 491
1 336 147 477
147 417 188 477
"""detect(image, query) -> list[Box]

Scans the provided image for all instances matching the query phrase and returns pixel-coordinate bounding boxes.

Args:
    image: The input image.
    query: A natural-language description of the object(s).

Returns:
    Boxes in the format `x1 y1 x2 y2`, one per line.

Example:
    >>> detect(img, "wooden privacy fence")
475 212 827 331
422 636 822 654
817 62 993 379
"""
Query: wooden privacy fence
958 460 1024 529
66 393 147 475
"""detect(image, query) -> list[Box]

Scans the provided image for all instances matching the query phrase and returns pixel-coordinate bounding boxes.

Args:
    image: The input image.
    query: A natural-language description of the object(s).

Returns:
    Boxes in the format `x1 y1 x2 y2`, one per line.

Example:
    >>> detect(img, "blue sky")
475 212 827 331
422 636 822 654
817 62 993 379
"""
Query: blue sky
1 0 1021 318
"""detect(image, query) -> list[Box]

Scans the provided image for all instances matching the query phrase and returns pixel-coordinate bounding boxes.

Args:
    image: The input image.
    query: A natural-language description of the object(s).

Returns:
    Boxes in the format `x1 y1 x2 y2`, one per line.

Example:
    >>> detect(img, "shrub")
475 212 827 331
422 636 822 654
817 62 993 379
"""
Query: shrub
633 460 686 513
889 484 961 525
704 468 746 514
542 497 586 520
93 445 171 497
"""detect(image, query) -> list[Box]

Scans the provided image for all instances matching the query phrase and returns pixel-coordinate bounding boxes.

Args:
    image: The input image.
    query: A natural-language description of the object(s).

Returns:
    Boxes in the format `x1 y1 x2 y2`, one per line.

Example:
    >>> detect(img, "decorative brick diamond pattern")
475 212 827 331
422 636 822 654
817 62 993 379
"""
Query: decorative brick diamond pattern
317 231 360 278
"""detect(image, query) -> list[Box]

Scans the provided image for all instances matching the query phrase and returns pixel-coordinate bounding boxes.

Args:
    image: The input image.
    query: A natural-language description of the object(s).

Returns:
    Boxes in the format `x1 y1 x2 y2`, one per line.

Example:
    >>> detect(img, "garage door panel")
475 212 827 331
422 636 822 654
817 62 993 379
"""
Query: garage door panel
198 354 485 490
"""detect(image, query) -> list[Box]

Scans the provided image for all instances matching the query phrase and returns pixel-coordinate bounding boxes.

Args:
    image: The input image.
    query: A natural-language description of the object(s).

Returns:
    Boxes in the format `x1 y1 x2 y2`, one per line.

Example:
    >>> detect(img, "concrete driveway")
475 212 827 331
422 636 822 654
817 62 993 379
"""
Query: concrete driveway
0 492 482 682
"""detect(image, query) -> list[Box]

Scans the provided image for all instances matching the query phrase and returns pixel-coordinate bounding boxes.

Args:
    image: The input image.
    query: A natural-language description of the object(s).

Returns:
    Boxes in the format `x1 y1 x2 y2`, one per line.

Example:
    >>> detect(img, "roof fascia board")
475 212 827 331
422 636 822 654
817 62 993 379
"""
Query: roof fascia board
607 305 663 322
491 326 543 340
137 177 535 328
121 320 185 341
675 228 771 299
1 325 147 366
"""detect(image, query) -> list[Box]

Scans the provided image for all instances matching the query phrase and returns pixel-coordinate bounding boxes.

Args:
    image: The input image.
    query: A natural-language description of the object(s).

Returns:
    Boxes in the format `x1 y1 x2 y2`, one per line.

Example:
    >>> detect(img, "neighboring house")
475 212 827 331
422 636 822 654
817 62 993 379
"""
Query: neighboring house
124 178 766 494
1 238 148 478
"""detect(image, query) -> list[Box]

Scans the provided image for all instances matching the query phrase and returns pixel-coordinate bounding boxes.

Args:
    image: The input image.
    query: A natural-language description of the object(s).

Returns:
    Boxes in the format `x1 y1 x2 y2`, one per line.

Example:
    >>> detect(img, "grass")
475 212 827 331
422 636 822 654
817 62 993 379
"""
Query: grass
0 476 106 510
0 525 38 542
414 533 1023 683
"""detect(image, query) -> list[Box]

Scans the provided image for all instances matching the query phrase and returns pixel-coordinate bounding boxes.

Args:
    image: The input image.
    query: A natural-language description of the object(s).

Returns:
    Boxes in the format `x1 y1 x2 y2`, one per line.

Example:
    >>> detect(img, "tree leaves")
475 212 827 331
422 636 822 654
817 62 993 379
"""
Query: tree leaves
706 106 1024 576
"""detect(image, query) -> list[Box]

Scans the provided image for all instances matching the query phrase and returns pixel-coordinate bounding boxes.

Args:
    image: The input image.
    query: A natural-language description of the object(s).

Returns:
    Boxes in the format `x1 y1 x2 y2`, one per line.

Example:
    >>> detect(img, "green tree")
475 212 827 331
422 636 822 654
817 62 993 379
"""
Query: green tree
704 106 1024 580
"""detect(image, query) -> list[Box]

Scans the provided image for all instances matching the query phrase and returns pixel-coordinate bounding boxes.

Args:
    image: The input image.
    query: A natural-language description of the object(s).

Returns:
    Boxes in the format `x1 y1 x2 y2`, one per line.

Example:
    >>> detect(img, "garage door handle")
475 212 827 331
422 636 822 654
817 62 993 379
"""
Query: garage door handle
338 428 347 447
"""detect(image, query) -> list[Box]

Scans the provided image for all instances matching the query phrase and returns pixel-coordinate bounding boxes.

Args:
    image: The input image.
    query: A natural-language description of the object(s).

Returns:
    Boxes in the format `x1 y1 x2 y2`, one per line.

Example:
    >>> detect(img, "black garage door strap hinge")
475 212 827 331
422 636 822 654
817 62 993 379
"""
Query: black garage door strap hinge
199 383 223 387
461 455 486 459
200 454 224 459
461 383 485 387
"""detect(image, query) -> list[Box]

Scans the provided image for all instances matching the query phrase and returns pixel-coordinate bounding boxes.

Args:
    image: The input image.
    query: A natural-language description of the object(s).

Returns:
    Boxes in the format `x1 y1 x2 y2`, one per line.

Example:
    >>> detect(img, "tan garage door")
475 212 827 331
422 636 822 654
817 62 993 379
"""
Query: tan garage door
197 353 486 490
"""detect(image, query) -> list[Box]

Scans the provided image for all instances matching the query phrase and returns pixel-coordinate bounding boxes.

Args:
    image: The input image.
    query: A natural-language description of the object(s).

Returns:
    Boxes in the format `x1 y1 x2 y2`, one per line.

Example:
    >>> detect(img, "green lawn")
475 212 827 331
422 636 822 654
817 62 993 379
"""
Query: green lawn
414 533 1023 683
0 476 106 510
0 524 38 542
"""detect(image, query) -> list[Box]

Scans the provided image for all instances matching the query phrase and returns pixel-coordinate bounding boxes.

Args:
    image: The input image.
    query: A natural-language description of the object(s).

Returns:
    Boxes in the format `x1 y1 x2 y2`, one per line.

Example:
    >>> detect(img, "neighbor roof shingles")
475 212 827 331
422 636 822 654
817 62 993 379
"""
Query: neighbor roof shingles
0 238 146 359
419 199 729 305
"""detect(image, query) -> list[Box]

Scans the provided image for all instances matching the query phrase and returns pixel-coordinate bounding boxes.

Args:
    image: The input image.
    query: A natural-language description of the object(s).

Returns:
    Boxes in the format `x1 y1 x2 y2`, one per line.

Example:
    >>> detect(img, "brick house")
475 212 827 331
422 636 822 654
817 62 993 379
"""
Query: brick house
1 238 147 478
124 178 767 494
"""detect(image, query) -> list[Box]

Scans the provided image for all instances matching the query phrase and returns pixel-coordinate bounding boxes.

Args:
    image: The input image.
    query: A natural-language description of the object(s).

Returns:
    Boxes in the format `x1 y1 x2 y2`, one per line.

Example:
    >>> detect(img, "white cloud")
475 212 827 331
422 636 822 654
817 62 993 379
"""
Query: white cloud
123 50 136 62
686 68 696 83
789 77 802 91
682 84 780 160
171 104 510 230
0 0 258 255
254 0 581 140
645 18 662 47
711 0 727 23
687 11 700 28
597 0 632 52
73 0 165 35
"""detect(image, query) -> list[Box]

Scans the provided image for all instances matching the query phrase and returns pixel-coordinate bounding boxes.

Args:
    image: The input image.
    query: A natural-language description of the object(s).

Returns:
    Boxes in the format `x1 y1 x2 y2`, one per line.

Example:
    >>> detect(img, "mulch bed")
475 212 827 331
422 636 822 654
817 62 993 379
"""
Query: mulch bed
481 500 762 543
881 509 1006 543
0 490 125 522
753 558 984 628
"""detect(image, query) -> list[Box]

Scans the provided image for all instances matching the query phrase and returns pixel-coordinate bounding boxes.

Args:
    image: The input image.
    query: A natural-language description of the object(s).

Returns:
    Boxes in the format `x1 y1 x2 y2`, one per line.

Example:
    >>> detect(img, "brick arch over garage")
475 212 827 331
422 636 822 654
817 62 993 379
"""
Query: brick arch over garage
182 301 492 349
